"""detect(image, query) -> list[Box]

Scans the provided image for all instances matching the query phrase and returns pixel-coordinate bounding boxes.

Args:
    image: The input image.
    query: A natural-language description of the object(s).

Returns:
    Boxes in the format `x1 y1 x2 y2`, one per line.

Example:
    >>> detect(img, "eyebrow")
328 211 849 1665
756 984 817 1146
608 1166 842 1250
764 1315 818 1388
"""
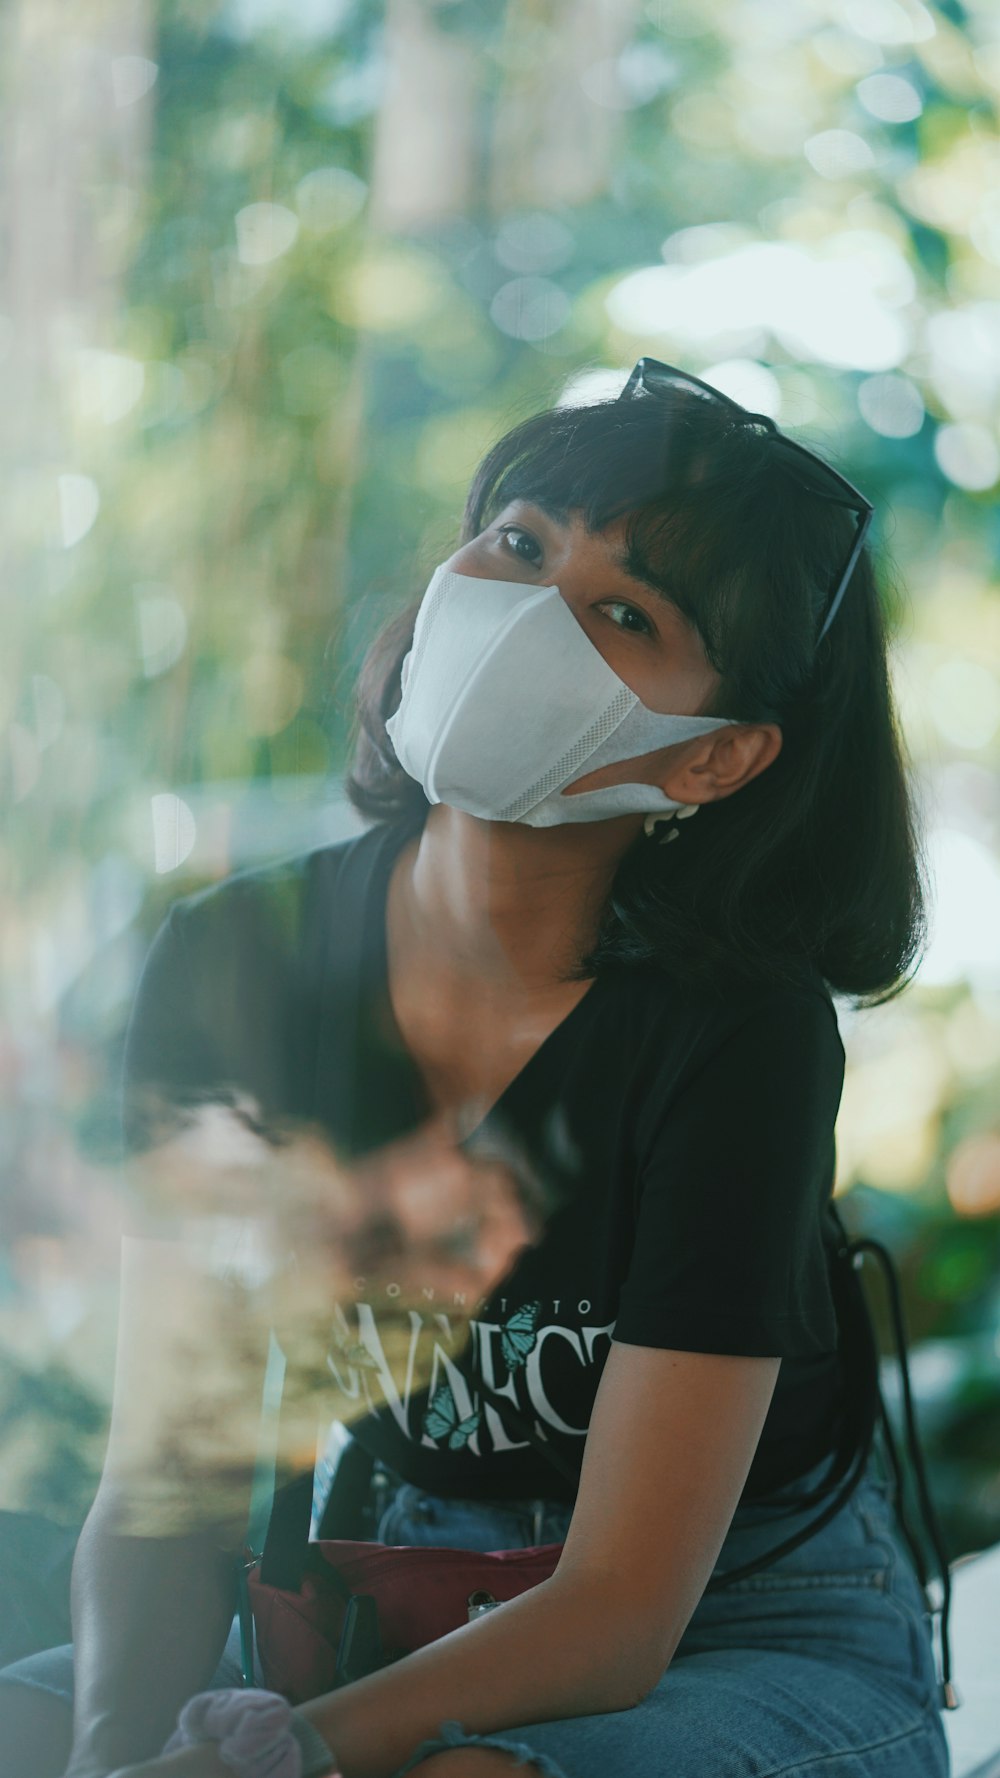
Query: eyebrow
608 545 679 607
514 499 682 609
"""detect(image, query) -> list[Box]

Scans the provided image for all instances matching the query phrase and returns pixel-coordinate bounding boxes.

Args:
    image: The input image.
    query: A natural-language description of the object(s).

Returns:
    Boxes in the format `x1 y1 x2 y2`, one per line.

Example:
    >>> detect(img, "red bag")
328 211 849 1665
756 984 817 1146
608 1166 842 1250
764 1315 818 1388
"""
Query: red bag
247 1538 563 1704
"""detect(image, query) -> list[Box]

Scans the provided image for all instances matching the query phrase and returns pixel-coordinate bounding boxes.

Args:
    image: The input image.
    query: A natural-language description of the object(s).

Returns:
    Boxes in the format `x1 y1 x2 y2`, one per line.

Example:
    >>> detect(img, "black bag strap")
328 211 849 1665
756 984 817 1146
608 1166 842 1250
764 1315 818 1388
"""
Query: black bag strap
261 1438 377 1589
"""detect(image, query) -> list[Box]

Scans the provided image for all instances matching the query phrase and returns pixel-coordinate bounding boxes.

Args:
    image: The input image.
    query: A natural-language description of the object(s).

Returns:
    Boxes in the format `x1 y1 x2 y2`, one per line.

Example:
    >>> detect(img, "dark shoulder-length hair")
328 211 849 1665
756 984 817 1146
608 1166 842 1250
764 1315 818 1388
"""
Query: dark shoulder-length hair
346 388 929 1008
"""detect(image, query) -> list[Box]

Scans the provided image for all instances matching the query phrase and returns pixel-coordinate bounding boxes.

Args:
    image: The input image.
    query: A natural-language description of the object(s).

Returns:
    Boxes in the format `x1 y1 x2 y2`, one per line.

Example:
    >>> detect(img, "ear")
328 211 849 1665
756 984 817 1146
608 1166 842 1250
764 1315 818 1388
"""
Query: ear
659 723 783 806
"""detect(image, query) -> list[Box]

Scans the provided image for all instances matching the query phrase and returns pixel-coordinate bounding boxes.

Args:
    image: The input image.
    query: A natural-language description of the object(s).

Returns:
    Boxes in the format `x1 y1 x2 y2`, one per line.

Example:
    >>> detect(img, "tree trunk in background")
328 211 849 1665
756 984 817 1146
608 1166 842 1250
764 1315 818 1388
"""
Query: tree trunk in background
368 0 480 233
490 0 645 210
0 0 154 467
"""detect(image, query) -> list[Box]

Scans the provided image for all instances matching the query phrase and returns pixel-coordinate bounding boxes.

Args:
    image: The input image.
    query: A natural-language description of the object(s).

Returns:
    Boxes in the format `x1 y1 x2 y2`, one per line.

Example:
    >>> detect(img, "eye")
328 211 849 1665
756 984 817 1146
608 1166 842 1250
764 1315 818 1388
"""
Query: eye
598 599 655 638
496 524 543 566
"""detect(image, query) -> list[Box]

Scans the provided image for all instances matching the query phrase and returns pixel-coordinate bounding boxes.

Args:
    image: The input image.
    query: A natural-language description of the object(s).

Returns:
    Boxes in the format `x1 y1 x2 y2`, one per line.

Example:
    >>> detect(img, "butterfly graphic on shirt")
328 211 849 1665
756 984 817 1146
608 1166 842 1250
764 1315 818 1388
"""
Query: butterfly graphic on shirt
421 1303 542 1451
498 1300 540 1374
422 1382 482 1450
329 1330 379 1371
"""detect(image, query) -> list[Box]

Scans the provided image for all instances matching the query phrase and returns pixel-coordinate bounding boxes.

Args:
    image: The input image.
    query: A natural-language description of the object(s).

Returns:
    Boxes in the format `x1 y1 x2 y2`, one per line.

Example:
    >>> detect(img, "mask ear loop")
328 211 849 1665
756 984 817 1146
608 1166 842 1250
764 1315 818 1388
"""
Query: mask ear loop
643 804 700 843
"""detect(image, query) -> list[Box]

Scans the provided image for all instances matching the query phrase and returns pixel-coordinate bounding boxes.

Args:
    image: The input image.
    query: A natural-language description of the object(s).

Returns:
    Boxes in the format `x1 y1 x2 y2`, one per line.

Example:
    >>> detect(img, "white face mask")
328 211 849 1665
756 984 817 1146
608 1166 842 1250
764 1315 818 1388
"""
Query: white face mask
385 566 739 827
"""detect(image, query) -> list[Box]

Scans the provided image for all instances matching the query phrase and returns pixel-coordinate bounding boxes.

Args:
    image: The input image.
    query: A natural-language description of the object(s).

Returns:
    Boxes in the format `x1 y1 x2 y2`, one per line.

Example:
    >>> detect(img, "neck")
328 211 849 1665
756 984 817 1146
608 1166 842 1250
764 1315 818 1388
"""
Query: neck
393 803 642 993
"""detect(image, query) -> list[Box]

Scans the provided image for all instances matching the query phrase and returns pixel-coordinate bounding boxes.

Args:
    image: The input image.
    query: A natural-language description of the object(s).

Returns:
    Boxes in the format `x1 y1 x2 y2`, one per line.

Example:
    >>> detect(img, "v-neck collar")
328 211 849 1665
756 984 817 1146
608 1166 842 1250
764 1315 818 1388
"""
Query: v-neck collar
312 816 605 1155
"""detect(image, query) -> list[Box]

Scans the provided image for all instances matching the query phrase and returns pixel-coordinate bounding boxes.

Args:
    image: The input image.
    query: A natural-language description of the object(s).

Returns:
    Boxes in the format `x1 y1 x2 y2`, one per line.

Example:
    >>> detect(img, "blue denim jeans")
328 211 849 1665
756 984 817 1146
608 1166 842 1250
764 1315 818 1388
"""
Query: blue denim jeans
0 1440 951 1778
373 1439 951 1778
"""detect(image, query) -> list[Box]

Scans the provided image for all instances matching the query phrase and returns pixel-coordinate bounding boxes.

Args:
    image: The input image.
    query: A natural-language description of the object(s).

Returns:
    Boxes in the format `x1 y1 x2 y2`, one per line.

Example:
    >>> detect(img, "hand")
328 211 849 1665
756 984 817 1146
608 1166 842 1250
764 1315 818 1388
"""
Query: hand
104 1685 342 1777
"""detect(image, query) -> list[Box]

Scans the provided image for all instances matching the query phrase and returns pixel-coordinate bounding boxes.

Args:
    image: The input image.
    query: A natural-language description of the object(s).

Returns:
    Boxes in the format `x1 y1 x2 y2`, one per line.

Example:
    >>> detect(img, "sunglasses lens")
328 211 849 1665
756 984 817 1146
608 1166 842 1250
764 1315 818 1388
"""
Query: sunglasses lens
623 358 872 642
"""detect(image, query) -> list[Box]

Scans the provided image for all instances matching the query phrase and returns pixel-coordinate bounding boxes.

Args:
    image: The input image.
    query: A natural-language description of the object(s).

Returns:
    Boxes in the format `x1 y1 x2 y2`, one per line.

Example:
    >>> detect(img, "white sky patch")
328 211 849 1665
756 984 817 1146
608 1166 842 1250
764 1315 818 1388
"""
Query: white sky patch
557 366 632 406
927 660 1000 752
918 827 1000 989
699 358 782 417
605 236 913 371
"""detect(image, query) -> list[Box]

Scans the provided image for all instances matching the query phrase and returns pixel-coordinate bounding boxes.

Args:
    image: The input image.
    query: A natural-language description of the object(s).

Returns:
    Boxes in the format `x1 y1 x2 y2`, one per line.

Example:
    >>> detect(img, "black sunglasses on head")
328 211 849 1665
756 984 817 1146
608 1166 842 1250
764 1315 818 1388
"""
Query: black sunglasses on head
618 358 875 645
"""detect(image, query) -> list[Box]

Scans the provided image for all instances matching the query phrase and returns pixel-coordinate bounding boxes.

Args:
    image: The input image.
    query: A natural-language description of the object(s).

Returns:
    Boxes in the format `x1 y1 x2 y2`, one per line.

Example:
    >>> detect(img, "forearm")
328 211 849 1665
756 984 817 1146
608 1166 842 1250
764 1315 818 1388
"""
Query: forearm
66 1487 239 1777
302 1571 661 1778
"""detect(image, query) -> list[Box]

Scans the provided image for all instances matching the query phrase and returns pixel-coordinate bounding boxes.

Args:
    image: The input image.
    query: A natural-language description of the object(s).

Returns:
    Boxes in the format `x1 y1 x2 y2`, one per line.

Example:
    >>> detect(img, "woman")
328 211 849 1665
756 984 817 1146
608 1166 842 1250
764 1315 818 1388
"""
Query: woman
1 363 950 1778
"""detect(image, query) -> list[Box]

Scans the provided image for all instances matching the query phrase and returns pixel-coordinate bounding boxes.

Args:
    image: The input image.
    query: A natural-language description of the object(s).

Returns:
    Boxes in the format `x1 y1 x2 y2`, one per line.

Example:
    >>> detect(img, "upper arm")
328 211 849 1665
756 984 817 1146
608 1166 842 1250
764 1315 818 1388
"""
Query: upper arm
554 1339 781 1683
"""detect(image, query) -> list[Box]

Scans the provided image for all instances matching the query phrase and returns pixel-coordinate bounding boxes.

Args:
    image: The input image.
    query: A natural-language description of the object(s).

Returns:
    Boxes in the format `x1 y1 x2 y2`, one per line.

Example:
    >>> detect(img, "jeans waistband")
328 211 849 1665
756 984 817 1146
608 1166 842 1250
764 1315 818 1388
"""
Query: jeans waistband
319 1436 876 1543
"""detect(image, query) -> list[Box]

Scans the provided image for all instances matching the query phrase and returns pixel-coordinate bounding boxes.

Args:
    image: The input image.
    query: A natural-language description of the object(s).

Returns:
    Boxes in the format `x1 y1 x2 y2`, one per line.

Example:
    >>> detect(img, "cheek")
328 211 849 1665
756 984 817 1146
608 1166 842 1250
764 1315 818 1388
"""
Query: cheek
598 642 707 717
441 537 514 583
442 541 477 574
573 617 673 708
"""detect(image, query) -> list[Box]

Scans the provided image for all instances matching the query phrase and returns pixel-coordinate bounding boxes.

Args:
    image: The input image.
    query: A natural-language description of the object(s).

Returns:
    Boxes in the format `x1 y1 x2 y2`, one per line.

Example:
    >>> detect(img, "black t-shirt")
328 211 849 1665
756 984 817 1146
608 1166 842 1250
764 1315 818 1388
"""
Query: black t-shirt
121 816 854 1505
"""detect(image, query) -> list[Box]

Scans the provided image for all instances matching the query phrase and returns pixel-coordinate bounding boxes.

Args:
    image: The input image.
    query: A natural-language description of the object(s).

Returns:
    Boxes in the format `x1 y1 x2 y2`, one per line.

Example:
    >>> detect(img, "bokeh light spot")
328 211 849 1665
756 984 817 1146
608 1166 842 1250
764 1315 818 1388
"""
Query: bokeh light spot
295 167 367 233
330 248 448 331
235 202 300 266
804 130 876 180
74 349 145 425
134 590 188 678
57 475 100 549
494 212 574 276
947 1133 1000 1218
490 278 570 343
857 372 924 437
856 72 923 122
151 794 197 875
842 0 935 46
934 423 1000 492
580 43 678 110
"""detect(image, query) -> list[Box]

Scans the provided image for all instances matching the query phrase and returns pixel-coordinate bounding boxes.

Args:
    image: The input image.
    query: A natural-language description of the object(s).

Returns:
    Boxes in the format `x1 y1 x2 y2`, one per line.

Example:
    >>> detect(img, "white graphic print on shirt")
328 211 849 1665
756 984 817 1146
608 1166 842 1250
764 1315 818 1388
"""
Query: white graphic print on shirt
314 1295 615 1519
